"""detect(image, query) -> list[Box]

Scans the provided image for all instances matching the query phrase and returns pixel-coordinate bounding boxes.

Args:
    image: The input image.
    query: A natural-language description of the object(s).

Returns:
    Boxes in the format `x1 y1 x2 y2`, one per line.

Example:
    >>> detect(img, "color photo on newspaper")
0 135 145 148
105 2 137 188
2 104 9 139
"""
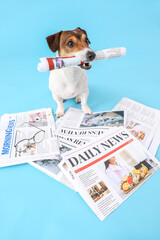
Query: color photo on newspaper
80 111 124 128
59 127 160 221
56 108 125 129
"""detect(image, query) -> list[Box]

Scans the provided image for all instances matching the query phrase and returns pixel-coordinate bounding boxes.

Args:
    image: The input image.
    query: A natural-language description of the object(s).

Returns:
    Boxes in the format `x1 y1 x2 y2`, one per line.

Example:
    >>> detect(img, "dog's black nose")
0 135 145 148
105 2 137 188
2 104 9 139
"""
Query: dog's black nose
86 51 96 61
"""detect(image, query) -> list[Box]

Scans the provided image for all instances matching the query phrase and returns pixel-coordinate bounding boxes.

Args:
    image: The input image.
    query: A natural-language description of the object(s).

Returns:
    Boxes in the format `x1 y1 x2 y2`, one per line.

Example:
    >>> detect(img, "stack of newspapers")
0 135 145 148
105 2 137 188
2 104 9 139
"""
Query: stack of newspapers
0 98 160 221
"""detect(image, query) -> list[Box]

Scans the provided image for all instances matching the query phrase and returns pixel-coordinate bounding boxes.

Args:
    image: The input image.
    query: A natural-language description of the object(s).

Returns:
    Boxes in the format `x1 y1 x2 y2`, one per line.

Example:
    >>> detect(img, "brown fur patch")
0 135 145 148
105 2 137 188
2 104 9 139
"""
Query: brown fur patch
46 31 62 52
58 28 91 56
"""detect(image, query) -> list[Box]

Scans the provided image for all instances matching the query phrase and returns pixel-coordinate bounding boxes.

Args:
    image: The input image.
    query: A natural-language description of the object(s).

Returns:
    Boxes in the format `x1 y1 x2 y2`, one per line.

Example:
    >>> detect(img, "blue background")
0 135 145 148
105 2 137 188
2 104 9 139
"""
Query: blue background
0 0 160 239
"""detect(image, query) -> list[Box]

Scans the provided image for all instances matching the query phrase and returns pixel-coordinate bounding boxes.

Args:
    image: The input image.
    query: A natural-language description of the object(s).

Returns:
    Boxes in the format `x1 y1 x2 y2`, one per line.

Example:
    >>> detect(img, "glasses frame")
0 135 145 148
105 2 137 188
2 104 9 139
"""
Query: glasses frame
14 122 45 153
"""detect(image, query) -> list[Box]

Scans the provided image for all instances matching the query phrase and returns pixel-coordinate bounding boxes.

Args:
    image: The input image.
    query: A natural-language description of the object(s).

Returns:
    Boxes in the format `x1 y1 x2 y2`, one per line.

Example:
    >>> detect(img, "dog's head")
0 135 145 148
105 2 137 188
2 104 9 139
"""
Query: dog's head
46 27 95 70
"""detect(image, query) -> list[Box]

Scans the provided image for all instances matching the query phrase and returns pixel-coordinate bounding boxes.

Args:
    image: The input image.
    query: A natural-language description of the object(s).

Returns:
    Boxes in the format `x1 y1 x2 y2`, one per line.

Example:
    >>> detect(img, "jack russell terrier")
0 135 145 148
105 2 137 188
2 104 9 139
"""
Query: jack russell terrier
46 27 96 117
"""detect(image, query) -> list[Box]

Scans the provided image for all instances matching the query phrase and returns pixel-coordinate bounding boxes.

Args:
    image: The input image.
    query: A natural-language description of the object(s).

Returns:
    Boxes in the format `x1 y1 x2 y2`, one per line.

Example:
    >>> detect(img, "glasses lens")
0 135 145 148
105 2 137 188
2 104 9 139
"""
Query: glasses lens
16 140 29 152
34 131 45 143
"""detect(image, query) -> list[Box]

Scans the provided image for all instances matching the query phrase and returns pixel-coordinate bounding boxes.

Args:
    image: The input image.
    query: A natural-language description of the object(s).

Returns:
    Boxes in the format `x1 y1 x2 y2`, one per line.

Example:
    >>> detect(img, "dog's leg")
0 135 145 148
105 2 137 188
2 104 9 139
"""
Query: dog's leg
52 94 64 117
79 89 92 114
75 95 81 103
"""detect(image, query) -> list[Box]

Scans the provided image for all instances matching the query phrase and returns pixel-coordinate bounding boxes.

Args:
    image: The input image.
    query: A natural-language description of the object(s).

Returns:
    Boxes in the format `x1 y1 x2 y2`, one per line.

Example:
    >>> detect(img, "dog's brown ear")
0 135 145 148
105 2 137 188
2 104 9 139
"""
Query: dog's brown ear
46 31 62 52
77 27 87 36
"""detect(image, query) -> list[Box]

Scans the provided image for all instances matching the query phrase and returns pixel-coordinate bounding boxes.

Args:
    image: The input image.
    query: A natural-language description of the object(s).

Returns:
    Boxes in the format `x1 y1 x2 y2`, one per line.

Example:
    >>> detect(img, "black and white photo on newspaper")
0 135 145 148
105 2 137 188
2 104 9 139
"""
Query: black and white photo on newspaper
0 108 59 167
58 127 160 221
113 98 160 156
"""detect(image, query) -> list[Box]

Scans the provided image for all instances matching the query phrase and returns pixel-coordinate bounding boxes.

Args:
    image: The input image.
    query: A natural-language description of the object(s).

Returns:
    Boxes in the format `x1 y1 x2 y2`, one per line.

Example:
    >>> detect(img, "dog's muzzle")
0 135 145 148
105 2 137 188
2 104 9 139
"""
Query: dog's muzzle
80 51 96 70
86 51 96 61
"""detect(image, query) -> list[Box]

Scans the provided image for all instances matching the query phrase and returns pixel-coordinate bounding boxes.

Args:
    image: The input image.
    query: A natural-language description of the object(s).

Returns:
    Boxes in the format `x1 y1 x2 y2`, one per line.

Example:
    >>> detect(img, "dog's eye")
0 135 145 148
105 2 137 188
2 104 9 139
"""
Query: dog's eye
67 41 75 48
85 38 91 45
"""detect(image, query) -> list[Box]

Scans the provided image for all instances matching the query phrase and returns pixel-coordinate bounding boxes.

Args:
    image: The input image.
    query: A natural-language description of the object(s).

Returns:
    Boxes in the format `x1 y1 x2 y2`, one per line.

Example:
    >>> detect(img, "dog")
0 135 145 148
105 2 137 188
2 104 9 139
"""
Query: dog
46 27 96 117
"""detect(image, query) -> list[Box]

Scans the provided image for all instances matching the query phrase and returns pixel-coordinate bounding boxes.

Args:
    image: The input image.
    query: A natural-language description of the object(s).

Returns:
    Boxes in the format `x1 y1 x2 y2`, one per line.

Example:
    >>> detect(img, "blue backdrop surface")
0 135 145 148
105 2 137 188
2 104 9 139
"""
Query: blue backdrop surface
0 1 160 239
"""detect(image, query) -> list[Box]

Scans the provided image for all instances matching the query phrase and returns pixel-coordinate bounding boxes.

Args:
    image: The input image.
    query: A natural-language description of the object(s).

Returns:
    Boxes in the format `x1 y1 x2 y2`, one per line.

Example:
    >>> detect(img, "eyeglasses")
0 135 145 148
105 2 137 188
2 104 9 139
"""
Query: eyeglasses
14 122 45 153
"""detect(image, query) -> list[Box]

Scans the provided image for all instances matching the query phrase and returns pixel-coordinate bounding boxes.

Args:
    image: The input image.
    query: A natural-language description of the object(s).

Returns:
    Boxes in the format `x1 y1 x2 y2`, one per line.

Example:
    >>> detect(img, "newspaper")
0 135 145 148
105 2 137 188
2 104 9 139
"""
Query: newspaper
56 108 125 143
56 107 125 129
0 108 59 167
113 98 160 155
38 48 126 72
30 138 78 191
59 127 160 221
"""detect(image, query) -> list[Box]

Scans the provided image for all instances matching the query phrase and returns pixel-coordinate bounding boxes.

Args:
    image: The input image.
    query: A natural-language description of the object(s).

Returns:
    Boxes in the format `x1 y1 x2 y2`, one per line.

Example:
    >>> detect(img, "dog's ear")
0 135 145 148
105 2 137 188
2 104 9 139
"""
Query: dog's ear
77 27 87 36
46 31 62 52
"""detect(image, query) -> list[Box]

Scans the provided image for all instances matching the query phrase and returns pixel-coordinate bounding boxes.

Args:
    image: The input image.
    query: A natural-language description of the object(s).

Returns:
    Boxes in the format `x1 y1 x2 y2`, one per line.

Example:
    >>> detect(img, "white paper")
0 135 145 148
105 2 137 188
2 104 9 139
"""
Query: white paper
59 127 160 221
0 108 59 167
113 98 160 155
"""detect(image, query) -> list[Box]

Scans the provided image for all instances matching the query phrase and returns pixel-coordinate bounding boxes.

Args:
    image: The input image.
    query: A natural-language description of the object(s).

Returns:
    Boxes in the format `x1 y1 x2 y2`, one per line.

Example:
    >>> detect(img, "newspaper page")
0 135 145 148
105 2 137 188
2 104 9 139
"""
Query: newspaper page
56 107 125 129
0 108 59 167
30 138 78 191
59 127 160 221
113 98 160 155
56 108 125 143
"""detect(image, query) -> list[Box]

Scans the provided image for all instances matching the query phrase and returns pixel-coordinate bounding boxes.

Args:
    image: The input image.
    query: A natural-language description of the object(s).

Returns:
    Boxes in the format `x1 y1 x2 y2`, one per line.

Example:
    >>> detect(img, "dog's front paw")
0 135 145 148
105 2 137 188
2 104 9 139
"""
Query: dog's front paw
75 96 81 103
56 109 64 118
82 105 93 115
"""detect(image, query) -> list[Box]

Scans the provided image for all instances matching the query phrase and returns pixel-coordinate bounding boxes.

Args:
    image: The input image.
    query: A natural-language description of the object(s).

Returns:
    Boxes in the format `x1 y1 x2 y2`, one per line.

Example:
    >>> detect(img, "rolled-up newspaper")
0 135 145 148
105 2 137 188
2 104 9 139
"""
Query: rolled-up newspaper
37 47 126 72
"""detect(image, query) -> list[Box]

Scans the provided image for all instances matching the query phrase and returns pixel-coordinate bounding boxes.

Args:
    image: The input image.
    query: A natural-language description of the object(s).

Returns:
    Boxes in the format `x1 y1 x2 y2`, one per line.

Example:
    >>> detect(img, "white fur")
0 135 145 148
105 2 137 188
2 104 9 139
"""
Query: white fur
49 48 92 117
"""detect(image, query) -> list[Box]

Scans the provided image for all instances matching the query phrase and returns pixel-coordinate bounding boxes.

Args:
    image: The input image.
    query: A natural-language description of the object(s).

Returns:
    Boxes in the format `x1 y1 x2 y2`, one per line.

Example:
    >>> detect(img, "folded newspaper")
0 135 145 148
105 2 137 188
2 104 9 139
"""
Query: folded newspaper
0 108 59 167
113 98 160 155
59 127 160 221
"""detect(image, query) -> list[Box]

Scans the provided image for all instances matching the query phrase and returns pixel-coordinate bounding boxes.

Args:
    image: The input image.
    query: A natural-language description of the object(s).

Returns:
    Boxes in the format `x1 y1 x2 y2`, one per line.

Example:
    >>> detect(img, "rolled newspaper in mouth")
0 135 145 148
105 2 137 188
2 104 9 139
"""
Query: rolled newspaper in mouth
37 47 126 72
